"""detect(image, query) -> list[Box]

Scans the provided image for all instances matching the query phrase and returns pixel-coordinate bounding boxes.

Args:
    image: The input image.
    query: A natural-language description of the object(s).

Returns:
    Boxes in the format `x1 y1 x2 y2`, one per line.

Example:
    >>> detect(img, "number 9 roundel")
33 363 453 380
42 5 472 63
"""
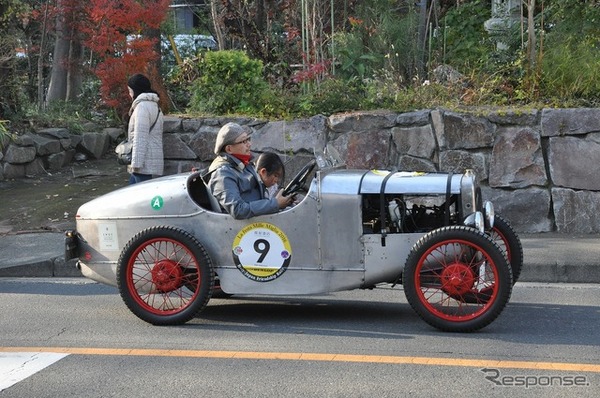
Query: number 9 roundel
231 222 292 282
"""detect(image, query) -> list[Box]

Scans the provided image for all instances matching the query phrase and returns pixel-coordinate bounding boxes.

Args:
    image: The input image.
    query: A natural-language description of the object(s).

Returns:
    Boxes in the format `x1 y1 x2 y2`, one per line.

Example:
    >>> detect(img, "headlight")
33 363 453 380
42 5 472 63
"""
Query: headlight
463 211 485 233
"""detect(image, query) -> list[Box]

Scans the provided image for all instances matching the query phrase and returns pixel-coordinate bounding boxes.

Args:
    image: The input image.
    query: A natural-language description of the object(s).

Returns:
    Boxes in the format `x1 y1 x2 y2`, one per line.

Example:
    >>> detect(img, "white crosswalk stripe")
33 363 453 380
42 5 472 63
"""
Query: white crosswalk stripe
0 352 69 392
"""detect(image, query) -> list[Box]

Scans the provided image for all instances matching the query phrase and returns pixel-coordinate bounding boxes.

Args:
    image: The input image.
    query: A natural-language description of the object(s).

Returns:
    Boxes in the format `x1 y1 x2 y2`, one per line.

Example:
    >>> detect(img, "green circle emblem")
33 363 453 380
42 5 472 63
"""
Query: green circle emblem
151 195 164 210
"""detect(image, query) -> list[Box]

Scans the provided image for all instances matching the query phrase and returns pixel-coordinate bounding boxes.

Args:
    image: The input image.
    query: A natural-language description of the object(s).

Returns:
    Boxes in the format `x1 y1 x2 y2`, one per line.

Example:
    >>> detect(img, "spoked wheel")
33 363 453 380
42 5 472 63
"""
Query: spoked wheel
489 215 523 283
403 226 513 332
117 226 214 325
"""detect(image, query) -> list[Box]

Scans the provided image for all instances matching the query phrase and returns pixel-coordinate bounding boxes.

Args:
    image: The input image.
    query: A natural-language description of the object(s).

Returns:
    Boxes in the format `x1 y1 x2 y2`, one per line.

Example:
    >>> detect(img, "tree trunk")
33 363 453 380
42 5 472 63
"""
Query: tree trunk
256 0 265 33
417 0 428 80
527 0 536 68
46 2 69 104
37 0 51 110
47 0 84 104
210 0 225 50
66 38 83 101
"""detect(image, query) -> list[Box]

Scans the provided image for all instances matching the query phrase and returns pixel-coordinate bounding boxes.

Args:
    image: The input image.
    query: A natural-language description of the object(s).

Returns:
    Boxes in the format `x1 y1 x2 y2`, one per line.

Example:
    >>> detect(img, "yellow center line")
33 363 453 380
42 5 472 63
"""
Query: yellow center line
1 347 599 373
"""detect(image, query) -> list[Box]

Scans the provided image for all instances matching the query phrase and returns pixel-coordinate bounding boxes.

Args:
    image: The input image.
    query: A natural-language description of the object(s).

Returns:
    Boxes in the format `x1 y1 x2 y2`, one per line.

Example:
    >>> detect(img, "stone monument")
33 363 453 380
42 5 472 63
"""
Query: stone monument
484 0 522 50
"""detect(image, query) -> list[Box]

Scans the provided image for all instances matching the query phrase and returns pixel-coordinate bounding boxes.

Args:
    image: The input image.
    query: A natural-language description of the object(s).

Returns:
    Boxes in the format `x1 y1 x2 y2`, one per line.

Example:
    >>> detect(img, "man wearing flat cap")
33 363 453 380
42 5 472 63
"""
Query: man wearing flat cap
208 122 292 219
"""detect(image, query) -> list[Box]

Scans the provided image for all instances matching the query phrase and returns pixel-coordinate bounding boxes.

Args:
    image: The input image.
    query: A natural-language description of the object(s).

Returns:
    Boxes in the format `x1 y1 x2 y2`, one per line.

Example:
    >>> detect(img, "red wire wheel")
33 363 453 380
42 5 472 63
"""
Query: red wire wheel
117 226 214 325
489 215 523 283
403 226 513 332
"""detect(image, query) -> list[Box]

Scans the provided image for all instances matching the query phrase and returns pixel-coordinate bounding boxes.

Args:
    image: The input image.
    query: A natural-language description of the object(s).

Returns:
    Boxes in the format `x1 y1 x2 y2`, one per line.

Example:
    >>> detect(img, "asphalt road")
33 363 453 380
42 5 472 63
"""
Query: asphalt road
0 279 599 397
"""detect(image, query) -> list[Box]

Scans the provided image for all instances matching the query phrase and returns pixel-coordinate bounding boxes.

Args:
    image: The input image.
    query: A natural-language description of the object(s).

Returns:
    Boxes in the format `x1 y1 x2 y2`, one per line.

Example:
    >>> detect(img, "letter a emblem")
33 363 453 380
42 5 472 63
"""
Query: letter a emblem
151 195 164 210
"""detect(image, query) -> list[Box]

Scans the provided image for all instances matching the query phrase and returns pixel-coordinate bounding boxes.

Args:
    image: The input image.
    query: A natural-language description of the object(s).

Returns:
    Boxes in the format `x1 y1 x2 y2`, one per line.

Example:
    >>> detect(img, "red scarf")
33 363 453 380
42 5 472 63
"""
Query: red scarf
232 153 252 165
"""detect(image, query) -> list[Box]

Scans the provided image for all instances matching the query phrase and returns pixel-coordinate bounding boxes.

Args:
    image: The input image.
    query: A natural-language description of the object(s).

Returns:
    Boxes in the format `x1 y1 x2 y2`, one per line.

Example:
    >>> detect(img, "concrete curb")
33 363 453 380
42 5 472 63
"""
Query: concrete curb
0 233 80 278
518 234 600 283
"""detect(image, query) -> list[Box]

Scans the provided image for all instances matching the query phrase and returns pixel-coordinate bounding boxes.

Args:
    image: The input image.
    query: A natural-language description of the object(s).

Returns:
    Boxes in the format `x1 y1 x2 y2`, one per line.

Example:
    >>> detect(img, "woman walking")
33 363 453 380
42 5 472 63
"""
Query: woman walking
126 73 164 184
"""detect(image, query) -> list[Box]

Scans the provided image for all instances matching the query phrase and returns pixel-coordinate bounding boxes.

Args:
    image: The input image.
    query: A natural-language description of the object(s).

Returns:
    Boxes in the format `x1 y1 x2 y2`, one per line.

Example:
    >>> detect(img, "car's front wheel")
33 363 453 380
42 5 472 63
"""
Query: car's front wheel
403 226 513 332
117 226 214 325
489 215 523 283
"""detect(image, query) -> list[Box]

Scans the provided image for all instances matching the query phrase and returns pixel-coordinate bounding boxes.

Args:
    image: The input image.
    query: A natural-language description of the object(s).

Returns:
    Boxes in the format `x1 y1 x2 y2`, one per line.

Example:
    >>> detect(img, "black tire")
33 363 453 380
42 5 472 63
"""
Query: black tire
489 215 523 283
403 226 513 332
116 226 214 325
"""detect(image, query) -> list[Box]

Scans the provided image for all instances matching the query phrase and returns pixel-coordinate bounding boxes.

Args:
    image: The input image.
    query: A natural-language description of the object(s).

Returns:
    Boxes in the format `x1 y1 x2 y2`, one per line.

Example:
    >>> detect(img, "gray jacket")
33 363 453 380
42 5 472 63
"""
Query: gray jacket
127 93 164 176
208 154 279 219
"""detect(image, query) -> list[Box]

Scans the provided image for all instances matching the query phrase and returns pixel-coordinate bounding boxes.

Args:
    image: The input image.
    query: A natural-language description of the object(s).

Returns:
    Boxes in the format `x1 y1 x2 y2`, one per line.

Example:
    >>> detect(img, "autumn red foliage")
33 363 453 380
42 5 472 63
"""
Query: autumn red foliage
292 60 331 84
78 0 170 117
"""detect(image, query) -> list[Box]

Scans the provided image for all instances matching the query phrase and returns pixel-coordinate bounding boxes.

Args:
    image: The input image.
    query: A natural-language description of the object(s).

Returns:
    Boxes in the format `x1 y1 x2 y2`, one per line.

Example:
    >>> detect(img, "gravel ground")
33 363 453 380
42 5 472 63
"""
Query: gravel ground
0 157 129 235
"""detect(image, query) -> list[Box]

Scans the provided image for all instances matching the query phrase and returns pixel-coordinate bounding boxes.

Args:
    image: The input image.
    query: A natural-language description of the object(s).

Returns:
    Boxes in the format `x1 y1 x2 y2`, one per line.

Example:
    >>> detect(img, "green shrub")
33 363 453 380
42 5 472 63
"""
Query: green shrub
536 1 600 103
334 1 419 83
539 38 600 103
188 50 272 115
435 0 493 71
0 119 15 149
22 99 110 134
361 69 406 110
391 83 452 111
296 77 366 116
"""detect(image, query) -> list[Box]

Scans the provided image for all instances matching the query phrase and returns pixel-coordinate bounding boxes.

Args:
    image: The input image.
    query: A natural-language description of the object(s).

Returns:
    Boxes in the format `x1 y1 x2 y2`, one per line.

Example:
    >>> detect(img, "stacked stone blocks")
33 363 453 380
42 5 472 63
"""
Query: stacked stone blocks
2 108 600 234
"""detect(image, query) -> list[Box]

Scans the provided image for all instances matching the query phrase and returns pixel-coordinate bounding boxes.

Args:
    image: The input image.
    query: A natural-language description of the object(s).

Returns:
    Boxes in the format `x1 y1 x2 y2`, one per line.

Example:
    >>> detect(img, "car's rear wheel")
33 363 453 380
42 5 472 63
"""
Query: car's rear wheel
489 215 523 283
403 226 513 332
117 226 214 325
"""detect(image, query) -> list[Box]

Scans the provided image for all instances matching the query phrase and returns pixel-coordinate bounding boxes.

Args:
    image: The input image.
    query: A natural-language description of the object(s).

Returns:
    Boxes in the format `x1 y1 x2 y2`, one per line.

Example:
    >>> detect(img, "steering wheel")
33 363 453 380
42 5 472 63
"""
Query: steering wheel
282 160 316 196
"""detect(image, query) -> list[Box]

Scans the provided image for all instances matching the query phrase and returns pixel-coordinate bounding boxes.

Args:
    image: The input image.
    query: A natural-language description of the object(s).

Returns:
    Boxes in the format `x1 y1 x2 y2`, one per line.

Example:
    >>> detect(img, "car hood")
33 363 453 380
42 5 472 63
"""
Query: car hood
320 169 467 195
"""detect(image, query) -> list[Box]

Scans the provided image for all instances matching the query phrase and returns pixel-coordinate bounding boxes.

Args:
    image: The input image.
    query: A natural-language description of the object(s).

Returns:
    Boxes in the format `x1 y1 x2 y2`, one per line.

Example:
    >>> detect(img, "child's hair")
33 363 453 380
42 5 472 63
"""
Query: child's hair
256 152 285 181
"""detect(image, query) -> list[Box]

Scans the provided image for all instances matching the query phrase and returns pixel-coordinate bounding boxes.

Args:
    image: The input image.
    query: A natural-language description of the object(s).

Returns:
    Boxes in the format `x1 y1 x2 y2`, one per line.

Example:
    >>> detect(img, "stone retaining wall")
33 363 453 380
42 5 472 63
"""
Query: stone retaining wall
2 108 600 234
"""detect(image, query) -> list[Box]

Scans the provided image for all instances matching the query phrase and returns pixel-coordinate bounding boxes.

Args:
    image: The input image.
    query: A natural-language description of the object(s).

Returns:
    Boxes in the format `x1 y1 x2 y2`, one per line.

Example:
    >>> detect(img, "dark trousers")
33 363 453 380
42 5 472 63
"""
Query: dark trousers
129 173 152 185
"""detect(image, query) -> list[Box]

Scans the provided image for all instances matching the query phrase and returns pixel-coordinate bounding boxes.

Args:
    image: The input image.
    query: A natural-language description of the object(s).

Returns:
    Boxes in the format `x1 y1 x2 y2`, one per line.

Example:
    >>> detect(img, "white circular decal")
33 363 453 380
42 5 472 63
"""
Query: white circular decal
232 222 292 282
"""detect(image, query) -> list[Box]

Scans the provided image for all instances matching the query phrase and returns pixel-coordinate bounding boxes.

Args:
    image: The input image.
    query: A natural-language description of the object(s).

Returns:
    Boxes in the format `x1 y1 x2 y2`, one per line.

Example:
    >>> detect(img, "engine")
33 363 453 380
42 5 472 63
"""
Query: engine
361 194 460 234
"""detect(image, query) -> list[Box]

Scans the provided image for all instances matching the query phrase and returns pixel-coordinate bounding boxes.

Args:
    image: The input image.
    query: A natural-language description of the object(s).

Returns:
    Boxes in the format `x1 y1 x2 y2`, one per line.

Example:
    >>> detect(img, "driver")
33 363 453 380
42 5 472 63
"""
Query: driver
208 123 293 219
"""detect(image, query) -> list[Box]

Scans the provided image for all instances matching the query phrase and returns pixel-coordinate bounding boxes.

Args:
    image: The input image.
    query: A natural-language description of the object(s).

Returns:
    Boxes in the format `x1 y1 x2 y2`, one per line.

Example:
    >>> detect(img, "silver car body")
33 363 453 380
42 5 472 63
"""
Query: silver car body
73 165 480 296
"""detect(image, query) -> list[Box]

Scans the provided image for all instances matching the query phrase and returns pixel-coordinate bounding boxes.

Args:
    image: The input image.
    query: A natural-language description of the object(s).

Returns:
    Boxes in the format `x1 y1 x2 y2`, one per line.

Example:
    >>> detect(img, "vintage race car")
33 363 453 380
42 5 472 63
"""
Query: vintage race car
65 147 522 332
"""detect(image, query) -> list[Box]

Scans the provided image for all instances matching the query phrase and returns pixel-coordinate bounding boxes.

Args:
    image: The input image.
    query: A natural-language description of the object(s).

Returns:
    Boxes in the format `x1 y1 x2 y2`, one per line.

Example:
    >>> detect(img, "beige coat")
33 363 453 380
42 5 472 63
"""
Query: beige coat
127 93 164 176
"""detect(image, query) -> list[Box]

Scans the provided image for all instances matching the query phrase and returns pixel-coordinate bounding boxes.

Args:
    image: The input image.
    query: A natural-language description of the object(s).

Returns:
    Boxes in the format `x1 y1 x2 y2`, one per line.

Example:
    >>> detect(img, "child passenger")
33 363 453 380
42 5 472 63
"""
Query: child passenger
256 152 285 199
256 152 303 206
